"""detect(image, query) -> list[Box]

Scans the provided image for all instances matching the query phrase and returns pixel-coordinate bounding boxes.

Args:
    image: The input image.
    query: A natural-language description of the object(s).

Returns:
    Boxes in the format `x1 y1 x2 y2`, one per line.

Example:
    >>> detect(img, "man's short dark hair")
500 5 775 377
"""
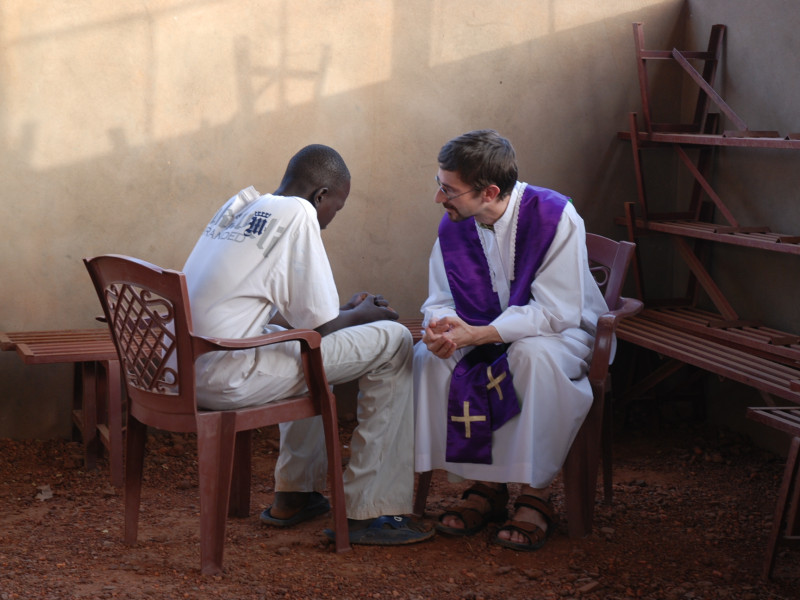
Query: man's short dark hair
281 144 351 192
437 130 518 198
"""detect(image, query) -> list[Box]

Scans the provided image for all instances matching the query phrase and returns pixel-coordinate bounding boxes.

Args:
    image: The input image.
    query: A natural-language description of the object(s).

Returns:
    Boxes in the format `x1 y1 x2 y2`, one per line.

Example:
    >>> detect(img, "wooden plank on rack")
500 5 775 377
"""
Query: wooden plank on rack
674 145 739 227
672 48 748 131
626 130 800 149
672 237 738 321
723 130 781 138
612 216 800 255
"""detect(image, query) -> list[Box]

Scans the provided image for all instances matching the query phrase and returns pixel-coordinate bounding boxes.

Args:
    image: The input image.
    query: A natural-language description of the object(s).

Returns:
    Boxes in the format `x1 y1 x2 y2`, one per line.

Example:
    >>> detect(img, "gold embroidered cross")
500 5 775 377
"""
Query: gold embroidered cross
451 401 487 438
486 365 506 401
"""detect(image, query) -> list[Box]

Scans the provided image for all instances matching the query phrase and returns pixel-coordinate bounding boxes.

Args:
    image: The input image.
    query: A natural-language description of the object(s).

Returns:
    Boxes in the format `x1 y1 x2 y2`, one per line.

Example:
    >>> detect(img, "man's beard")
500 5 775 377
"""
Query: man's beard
444 204 468 222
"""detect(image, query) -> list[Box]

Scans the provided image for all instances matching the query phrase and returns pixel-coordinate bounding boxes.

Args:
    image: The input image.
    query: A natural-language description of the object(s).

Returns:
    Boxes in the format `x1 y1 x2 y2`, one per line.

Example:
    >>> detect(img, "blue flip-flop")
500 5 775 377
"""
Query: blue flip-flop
324 515 435 546
260 492 331 527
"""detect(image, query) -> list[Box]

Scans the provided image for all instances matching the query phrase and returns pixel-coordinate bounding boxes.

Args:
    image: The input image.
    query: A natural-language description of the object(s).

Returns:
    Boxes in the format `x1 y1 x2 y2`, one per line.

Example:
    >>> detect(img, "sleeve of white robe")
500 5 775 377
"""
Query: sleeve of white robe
492 202 594 343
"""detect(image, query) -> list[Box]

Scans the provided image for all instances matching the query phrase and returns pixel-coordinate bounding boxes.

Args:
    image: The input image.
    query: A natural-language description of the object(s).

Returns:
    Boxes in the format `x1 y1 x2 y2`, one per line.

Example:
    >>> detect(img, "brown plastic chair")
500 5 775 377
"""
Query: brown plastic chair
413 233 642 538
561 233 643 536
84 254 349 575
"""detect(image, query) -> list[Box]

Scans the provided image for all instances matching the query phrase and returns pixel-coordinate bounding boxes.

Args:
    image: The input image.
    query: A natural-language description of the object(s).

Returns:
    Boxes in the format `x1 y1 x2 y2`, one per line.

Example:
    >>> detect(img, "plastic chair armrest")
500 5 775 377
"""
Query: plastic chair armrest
588 297 644 384
190 329 332 397
191 328 322 356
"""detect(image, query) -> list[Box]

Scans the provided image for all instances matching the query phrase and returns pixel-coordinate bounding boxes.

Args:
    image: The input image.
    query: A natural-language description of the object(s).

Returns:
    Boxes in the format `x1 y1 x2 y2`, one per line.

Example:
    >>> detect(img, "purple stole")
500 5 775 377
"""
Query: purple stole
438 185 567 463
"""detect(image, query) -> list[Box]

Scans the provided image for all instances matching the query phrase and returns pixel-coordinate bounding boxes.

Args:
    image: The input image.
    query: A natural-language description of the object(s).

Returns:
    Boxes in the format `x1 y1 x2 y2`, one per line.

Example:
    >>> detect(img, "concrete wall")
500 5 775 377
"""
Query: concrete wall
1 0 691 438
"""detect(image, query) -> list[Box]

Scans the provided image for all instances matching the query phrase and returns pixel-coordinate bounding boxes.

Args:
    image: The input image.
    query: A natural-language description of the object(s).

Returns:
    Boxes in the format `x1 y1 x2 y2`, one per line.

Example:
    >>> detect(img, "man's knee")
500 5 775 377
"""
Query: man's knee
374 320 413 357
507 337 562 370
390 319 414 344
507 335 588 380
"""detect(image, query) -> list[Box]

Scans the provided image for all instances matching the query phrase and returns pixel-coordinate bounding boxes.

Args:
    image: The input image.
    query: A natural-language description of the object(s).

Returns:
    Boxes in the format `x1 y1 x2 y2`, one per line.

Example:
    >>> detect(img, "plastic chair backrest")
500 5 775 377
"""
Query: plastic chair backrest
586 233 636 311
84 254 199 426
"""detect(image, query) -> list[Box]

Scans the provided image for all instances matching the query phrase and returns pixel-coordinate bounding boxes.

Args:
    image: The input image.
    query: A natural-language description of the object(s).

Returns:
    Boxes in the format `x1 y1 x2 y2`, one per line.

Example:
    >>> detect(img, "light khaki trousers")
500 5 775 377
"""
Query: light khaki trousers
275 320 414 520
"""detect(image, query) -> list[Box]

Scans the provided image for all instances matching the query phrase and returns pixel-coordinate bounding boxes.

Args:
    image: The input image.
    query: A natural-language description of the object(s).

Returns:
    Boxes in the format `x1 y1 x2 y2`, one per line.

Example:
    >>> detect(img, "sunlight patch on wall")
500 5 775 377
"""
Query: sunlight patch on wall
428 0 672 66
2 0 393 170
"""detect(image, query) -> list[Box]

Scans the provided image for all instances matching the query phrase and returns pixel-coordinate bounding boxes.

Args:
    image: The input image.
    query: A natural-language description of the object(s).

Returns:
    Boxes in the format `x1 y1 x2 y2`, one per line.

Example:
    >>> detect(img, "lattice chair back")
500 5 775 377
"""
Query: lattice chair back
84 255 199 429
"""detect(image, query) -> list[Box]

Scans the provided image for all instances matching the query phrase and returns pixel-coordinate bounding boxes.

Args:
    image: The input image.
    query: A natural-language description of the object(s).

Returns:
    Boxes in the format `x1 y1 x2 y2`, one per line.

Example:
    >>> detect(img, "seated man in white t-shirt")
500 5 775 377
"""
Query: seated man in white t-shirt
182 144 432 546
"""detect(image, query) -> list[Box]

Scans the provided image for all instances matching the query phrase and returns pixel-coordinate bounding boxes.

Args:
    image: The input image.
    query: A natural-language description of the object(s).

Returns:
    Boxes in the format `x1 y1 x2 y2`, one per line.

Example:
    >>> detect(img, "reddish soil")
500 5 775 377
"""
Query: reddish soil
1 418 798 600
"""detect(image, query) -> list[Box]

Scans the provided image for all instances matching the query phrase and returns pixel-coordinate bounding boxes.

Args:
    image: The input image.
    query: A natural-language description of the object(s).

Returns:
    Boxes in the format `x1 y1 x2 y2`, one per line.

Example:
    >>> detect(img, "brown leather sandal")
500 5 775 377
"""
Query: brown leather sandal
435 483 509 536
493 494 555 551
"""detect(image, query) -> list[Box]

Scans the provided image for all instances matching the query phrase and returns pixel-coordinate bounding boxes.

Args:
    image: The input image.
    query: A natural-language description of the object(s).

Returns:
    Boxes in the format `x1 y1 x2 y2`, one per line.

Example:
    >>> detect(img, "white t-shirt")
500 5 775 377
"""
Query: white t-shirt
182 186 340 403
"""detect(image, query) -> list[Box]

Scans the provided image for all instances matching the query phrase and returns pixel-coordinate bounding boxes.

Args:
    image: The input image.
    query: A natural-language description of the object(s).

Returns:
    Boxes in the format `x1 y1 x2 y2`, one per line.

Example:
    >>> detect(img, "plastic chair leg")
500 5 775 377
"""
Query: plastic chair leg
124 416 147 545
413 471 433 518
228 430 252 518
320 393 350 553
102 359 124 488
196 412 238 576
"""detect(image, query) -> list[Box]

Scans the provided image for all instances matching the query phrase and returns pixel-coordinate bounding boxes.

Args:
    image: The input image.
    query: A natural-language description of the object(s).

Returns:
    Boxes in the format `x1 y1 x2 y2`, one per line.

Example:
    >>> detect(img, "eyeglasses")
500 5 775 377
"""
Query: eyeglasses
435 176 479 201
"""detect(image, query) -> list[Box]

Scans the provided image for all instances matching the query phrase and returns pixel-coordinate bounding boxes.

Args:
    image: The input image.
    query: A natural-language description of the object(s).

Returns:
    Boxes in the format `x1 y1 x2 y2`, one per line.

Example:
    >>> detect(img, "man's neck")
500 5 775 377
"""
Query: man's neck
475 194 511 226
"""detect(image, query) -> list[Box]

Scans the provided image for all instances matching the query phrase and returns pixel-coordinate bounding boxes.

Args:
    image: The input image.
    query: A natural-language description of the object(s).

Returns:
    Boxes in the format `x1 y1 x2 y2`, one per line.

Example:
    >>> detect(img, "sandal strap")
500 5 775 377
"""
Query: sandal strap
438 483 509 532
439 505 486 530
461 483 509 511
513 494 555 527
496 518 548 548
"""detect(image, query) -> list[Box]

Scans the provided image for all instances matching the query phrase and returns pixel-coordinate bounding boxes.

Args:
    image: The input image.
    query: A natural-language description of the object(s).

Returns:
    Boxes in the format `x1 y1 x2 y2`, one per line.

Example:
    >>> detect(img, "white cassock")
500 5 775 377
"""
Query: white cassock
413 182 609 488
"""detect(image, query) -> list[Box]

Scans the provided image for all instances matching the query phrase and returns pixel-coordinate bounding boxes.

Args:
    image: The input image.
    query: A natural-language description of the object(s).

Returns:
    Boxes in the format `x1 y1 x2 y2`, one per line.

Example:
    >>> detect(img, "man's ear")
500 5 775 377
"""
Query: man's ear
311 187 328 207
482 184 502 203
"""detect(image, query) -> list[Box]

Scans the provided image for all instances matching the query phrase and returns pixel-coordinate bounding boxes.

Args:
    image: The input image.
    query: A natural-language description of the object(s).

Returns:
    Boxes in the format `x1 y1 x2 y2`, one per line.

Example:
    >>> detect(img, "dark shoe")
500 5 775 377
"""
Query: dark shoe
493 494 555 551
435 482 509 536
260 491 331 527
324 515 435 546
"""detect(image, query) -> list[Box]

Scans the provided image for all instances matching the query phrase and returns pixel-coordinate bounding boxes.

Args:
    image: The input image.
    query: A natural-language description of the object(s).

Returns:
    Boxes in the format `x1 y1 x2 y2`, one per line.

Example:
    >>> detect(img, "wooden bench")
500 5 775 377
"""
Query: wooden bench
0 328 123 487
616 308 800 405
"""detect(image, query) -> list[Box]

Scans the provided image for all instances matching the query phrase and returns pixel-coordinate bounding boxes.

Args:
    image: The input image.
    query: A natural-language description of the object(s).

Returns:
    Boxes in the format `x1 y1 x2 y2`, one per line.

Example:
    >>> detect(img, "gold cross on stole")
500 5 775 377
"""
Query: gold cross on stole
486 365 506 400
451 401 487 438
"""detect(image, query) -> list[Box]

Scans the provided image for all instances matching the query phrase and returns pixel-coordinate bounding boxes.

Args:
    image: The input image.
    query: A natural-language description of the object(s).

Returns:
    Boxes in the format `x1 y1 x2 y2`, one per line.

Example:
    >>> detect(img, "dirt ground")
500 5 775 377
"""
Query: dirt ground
1 414 798 600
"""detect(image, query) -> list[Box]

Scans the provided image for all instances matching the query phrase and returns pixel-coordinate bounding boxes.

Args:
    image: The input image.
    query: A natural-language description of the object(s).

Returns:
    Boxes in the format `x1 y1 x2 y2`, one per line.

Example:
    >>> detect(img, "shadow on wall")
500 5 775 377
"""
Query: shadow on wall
0 0 689 438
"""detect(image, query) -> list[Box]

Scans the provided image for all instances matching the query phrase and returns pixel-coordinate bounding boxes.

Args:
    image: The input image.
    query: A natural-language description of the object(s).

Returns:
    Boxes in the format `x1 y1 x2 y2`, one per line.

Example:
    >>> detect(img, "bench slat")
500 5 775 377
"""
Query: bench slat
747 407 800 438
620 318 800 378
636 307 800 367
397 318 424 344
617 317 800 404
621 327 797 389
15 341 118 364
1 328 111 352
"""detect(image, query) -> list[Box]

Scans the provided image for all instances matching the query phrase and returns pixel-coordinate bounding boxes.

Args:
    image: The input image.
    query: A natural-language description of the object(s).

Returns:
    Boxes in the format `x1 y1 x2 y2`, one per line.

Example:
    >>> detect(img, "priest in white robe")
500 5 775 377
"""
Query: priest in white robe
413 130 608 551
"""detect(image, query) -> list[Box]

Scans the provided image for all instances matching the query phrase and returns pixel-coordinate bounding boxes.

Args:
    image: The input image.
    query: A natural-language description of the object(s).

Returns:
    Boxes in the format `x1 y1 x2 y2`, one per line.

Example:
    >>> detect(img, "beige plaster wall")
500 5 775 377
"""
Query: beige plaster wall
0 0 687 438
